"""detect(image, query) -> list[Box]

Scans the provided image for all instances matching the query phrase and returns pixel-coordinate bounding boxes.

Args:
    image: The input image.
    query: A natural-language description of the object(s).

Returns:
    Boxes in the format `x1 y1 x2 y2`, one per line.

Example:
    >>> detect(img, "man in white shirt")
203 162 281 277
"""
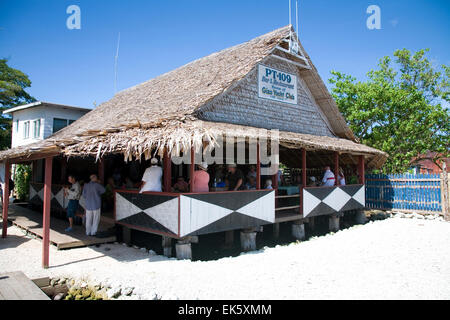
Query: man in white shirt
140 158 163 193
321 166 336 187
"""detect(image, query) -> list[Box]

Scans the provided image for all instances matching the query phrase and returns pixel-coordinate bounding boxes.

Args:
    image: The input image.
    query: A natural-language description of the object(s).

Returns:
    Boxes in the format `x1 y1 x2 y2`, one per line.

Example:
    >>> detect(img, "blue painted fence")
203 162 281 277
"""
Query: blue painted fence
365 174 442 212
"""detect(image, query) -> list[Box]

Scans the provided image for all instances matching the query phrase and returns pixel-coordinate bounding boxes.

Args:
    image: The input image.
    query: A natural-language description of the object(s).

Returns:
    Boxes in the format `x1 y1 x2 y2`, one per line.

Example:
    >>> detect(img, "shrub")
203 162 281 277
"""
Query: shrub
14 164 31 201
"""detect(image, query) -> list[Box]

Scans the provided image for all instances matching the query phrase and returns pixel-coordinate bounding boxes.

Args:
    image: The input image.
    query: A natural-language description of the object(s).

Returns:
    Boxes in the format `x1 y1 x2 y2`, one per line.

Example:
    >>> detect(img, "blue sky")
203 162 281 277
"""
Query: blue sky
1 0 449 109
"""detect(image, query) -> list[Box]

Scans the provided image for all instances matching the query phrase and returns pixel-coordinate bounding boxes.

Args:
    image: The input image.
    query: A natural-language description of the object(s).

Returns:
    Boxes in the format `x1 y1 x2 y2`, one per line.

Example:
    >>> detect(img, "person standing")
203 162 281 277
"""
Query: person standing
338 167 346 186
82 174 105 236
321 166 336 187
64 175 81 232
191 162 210 192
140 158 162 193
226 164 244 191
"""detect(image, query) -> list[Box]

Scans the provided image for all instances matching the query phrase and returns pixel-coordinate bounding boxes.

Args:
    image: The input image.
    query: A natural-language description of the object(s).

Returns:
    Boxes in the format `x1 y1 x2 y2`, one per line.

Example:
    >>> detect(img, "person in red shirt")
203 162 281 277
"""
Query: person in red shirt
191 162 210 193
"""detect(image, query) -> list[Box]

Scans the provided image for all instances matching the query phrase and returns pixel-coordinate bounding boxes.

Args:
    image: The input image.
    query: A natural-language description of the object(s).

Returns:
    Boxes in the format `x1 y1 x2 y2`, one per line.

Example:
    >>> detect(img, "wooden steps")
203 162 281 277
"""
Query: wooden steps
0 272 50 300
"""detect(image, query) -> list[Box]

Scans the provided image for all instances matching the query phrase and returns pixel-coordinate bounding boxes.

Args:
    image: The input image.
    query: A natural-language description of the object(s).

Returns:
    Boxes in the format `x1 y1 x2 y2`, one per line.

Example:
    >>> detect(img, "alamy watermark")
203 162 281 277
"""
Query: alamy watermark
366 5 381 30
66 5 81 30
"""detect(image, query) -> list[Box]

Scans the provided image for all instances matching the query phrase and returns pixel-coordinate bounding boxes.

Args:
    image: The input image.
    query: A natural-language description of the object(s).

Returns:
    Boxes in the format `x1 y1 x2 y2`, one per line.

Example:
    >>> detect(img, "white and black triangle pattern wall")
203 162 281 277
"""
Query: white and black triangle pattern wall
115 192 179 236
29 183 86 211
179 190 275 237
303 185 365 218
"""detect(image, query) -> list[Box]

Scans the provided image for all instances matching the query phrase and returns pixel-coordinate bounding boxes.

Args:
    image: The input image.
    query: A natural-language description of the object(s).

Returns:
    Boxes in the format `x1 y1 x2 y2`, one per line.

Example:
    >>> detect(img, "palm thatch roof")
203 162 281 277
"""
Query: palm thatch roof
0 25 387 168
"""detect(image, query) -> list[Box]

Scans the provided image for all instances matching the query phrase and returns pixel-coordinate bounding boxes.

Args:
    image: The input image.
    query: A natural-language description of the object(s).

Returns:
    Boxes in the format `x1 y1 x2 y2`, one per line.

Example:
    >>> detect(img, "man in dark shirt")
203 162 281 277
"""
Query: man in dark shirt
226 164 244 191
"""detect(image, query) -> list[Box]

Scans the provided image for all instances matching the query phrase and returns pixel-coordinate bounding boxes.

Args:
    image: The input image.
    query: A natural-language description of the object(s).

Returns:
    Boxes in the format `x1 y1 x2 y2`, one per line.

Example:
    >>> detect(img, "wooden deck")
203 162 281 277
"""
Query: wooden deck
0 272 50 300
5 204 116 250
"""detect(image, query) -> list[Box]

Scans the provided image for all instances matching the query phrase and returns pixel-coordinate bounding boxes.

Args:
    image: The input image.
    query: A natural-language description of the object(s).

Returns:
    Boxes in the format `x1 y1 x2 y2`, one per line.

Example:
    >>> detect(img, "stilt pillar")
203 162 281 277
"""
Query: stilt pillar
176 236 196 260
122 226 131 245
273 223 280 239
329 214 340 232
292 220 305 240
42 157 53 268
307 217 315 230
240 229 257 252
225 230 234 247
162 236 172 257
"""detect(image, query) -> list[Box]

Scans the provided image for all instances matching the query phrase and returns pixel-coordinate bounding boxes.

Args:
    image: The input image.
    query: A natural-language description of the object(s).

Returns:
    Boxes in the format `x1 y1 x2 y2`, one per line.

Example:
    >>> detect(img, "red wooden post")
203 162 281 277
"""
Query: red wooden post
301 149 307 187
335 152 340 186
98 159 104 184
272 162 279 208
2 161 10 238
189 146 195 192
60 157 67 184
358 155 365 184
256 142 261 190
301 149 307 215
42 157 53 268
163 148 172 192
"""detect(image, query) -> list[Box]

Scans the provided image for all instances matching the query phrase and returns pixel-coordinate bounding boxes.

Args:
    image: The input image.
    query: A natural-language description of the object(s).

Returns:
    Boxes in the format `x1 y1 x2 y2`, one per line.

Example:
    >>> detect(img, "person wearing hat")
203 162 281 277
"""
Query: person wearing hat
226 164 244 191
308 176 318 187
140 158 163 193
191 162 210 193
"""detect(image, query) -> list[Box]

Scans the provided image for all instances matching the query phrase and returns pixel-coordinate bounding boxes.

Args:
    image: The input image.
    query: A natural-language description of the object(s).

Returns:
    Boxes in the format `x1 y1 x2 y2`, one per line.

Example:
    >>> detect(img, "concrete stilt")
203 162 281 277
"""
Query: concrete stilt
355 210 368 224
308 217 315 230
329 215 340 232
175 242 192 260
122 226 131 245
240 230 257 252
273 223 280 239
291 221 305 240
162 236 172 257
224 230 234 248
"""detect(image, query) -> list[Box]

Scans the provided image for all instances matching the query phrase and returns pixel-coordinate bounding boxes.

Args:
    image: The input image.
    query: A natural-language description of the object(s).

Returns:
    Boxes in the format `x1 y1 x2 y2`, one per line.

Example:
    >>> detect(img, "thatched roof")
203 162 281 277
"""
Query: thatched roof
0 25 387 168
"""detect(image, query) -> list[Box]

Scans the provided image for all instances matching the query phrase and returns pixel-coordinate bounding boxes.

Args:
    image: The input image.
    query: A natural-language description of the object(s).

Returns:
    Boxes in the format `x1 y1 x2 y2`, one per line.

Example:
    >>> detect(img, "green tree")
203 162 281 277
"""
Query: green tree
329 49 450 173
14 164 31 201
0 58 36 149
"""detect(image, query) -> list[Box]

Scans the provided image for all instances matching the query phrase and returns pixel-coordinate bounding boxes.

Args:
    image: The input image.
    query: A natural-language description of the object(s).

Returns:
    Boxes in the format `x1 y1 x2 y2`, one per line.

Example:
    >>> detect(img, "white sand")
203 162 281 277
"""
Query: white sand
1 217 449 299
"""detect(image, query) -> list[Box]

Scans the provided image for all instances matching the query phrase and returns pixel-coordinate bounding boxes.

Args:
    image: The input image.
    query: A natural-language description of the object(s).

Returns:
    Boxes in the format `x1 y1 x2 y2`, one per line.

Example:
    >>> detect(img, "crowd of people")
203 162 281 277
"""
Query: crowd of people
60 158 350 235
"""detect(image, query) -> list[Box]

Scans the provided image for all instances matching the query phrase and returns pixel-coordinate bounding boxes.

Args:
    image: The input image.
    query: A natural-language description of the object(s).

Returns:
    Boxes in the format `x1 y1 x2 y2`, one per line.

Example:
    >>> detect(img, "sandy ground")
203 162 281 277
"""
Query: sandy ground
1 216 449 300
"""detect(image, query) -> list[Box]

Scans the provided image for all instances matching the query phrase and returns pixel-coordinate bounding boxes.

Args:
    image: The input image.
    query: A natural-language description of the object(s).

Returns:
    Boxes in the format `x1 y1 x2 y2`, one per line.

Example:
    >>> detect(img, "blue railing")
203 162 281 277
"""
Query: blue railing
365 174 442 212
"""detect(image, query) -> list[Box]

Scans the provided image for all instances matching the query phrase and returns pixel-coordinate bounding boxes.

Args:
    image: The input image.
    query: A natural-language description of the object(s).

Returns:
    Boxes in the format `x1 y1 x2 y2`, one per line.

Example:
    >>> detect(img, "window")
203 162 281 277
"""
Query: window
33 119 41 138
69 119 76 125
53 118 68 133
15 119 19 132
23 121 30 139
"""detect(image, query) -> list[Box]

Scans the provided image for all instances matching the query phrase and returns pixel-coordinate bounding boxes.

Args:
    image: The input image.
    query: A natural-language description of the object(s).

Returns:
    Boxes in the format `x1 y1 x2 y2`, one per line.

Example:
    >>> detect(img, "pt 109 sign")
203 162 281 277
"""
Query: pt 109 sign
258 65 297 105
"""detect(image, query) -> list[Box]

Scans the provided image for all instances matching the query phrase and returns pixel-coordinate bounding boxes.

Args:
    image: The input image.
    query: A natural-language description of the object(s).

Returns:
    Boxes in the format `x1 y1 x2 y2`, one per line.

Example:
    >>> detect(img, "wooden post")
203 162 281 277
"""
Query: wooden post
442 161 449 221
60 157 67 184
31 160 37 183
189 146 195 192
225 230 234 247
162 236 172 257
163 149 172 192
358 155 365 185
301 149 307 215
272 164 279 208
42 157 53 269
334 152 340 186
2 161 10 238
256 142 261 190
98 159 104 184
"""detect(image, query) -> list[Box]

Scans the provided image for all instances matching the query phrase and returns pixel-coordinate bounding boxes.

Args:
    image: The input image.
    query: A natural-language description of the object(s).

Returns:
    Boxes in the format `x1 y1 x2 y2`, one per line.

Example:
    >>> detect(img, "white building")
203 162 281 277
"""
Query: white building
3 101 91 148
